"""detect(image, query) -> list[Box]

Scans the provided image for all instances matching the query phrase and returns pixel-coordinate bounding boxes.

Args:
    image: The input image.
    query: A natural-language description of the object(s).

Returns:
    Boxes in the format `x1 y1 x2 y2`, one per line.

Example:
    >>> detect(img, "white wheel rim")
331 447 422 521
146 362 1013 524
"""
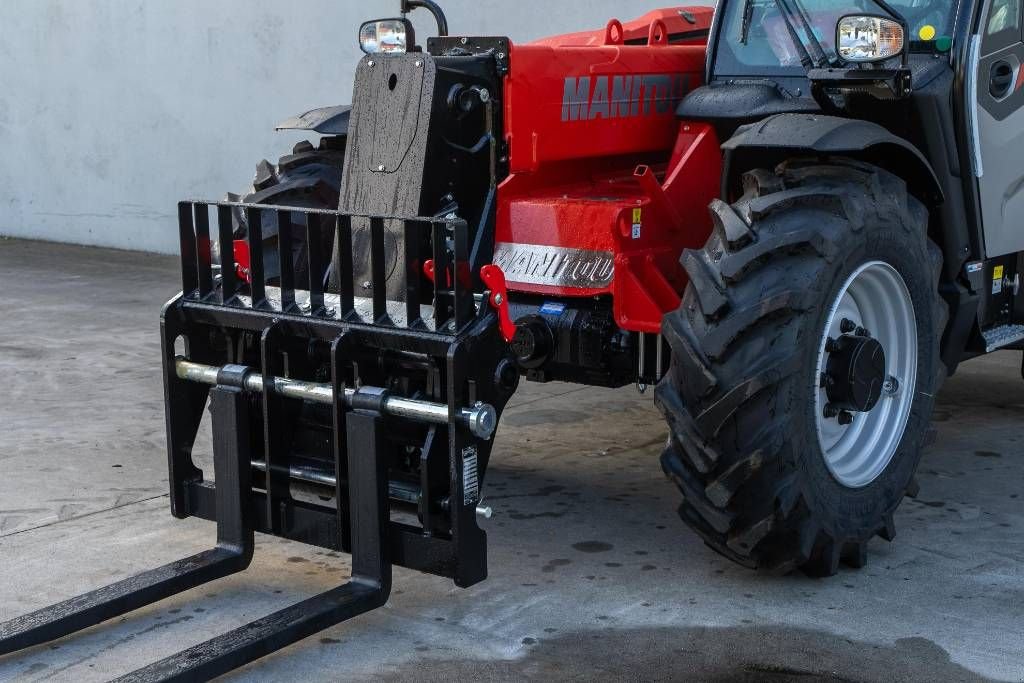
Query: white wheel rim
814 261 918 489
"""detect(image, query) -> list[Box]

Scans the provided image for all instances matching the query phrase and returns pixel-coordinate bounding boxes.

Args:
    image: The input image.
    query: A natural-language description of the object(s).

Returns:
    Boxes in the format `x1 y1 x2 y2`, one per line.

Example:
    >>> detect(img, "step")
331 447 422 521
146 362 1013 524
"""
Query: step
982 324 1024 352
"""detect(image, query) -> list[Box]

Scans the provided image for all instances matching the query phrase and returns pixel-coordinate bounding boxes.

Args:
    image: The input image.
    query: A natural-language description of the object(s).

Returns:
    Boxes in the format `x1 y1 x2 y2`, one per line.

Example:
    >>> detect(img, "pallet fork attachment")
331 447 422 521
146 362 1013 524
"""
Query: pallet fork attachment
1 385 393 681
0 385 258 659
0 201 516 680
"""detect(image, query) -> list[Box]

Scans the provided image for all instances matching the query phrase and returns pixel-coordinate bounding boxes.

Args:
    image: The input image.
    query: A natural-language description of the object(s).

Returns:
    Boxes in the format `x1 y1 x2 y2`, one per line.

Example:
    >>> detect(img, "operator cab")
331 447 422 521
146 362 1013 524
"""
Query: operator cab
683 0 960 132
690 0 1024 360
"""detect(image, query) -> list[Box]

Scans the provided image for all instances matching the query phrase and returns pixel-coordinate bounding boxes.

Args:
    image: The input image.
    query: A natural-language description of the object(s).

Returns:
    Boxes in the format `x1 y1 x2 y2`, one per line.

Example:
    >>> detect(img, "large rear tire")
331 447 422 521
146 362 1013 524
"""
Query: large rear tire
228 137 346 286
655 159 947 576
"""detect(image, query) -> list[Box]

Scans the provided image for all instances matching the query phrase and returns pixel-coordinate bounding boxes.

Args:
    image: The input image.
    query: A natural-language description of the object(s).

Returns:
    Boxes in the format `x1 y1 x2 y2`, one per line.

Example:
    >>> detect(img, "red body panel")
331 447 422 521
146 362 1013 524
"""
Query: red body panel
531 7 714 49
495 7 721 333
503 41 708 172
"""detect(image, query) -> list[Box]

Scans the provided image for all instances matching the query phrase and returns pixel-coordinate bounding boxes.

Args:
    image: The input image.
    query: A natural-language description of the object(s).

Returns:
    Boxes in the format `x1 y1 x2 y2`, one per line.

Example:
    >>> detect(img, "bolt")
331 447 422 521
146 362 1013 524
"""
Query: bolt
479 88 491 103
819 373 834 388
883 376 900 396
840 318 857 334
362 280 372 290
823 403 840 418
838 411 855 426
415 60 423 68
378 165 386 172
494 293 504 305
856 326 871 338
367 60 375 67
497 52 506 59
461 37 469 45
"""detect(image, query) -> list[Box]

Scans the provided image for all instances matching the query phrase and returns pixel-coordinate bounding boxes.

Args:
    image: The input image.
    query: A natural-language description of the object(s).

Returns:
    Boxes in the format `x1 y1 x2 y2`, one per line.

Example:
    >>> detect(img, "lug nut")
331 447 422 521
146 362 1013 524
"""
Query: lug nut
823 403 840 418
838 411 855 426
840 318 857 334
856 326 871 338
825 337 840 353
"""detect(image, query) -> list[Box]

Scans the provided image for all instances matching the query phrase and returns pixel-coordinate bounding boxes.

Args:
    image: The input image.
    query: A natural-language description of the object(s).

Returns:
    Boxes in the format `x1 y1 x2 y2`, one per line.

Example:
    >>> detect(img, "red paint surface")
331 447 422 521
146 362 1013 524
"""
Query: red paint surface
232 240 252 284
531 7 714 49
494 7 720 332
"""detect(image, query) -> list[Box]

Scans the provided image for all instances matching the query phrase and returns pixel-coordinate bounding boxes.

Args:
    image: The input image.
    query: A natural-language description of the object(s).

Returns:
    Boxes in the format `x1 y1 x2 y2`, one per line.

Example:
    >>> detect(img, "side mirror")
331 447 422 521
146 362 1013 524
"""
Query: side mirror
359 18 415 54
836 15 905 63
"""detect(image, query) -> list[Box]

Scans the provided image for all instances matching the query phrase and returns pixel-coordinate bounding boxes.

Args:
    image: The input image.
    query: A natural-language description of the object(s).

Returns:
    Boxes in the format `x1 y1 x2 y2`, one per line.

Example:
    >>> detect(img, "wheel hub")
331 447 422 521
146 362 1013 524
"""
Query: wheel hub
814 261 918 489
824 331 887 414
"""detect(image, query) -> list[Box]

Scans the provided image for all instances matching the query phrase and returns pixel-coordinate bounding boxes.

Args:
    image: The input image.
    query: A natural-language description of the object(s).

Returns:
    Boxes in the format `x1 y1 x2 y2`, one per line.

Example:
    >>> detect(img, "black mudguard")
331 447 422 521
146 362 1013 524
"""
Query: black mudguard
276 105 352 135
722 113 945 205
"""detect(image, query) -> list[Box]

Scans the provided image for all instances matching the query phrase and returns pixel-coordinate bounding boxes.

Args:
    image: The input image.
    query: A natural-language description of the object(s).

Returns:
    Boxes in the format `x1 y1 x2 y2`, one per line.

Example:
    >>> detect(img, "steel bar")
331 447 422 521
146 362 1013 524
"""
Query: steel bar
277 211 296 312
245 206 267 307
174 358 497 439
248 459 493 518
193 205 214 298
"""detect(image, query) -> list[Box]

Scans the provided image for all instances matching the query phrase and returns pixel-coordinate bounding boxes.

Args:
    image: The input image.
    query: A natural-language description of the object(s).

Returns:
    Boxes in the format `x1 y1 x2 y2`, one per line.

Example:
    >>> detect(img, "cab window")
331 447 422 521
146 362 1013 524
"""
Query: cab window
984 0 1022 51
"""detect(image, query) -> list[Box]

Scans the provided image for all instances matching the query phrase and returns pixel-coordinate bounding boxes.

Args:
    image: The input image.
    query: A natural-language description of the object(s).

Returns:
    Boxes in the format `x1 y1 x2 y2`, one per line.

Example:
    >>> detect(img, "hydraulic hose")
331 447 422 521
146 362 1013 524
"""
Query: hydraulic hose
402 0 449 36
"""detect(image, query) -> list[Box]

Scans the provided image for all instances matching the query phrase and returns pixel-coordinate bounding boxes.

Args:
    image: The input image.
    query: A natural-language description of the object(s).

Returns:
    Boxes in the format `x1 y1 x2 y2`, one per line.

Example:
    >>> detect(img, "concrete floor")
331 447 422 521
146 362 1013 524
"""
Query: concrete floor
0 237 1021 682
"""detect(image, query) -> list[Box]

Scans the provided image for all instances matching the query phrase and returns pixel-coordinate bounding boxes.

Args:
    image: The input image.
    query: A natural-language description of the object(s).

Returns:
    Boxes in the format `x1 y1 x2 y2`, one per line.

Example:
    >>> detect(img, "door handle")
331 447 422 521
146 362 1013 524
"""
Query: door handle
990 60 1014 98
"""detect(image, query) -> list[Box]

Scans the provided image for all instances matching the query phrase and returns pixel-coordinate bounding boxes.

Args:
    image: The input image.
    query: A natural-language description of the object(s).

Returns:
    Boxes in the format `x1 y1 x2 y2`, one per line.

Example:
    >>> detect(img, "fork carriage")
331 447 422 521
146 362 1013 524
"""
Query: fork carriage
166 200 517 588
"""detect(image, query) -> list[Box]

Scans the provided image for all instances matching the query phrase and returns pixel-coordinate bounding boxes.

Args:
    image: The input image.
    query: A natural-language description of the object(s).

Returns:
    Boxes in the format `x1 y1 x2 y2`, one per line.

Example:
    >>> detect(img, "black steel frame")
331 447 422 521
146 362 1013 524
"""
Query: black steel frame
0 200 515 680
162 201 502 585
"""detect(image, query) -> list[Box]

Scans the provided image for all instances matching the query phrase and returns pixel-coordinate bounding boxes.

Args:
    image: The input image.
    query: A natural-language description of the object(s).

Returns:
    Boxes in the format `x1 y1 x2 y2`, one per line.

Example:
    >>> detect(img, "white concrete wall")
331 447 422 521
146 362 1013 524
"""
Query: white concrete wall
0 1 709 253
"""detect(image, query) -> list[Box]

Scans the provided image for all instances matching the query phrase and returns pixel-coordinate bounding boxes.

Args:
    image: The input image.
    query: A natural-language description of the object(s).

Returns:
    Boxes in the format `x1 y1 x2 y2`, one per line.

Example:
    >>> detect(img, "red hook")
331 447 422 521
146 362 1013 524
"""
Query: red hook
479 265 517 343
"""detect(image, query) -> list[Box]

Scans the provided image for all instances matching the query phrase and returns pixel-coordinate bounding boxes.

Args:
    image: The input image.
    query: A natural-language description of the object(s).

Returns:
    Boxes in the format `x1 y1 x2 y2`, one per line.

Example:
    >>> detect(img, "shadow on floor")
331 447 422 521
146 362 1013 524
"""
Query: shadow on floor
376 623 992 682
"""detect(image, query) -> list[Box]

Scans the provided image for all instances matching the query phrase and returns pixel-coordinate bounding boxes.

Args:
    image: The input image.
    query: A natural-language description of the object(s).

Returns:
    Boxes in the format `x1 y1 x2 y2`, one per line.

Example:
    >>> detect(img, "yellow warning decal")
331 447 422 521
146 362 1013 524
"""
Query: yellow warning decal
632 208 643 224
994 265 1005 280
919 25 936 41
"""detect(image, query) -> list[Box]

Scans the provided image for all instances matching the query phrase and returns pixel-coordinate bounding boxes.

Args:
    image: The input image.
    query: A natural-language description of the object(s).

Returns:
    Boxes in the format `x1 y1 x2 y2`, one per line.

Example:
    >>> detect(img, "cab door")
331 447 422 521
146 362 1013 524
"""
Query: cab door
973 0 1024 257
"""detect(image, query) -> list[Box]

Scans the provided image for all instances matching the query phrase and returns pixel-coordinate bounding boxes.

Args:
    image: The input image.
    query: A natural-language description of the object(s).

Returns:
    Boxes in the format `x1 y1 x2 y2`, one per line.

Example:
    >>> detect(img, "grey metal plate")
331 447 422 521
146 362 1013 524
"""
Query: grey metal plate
492 242 615 289
982 323 1024 351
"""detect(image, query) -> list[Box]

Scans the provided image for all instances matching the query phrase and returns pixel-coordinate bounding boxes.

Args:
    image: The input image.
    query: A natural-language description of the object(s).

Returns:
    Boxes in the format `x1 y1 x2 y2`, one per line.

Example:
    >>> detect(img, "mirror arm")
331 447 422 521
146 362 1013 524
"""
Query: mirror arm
401 0 450 37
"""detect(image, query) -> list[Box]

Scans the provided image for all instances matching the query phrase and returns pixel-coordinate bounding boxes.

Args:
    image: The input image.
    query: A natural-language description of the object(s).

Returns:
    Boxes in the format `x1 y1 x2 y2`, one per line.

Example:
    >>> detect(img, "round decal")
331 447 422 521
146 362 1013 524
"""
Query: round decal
919 24 937 41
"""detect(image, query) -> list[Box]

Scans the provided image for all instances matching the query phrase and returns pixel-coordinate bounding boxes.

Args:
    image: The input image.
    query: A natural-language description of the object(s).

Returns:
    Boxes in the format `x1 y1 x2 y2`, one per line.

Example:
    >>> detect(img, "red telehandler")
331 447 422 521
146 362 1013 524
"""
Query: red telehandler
6 0 1017 676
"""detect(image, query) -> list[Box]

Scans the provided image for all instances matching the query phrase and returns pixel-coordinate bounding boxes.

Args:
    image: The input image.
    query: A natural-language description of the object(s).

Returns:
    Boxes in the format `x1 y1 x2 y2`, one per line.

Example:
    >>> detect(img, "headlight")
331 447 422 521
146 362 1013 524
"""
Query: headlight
359 19 413 55
837 16 905 63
